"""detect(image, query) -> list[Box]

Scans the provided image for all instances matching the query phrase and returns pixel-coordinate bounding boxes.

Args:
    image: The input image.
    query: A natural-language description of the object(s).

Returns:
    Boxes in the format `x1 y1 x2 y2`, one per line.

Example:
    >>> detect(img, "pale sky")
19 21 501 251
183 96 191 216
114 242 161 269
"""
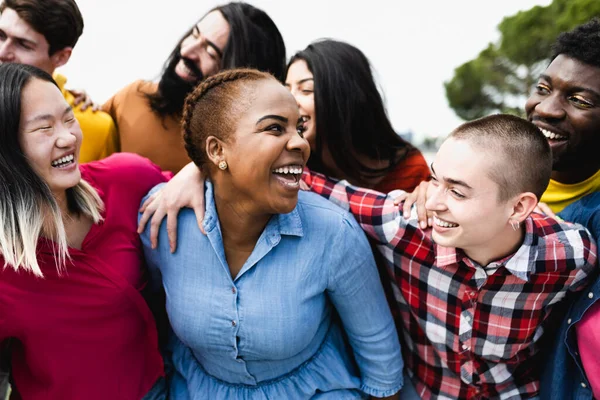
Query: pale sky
61 0 552 143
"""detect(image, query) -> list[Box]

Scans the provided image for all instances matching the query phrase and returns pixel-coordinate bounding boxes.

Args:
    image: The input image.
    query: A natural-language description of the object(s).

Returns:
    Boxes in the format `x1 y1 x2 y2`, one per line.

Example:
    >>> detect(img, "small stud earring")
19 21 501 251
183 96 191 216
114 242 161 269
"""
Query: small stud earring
218 160 228 170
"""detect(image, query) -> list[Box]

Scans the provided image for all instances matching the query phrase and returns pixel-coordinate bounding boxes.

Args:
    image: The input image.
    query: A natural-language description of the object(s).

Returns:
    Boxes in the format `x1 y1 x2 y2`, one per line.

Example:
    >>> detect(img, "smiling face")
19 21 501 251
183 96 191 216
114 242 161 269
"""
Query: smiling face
175 10 230 83
425 138 518 260
217 79 311 215
19 78 81 197
285 59 316 149
0 8 58 74
525 55 600 176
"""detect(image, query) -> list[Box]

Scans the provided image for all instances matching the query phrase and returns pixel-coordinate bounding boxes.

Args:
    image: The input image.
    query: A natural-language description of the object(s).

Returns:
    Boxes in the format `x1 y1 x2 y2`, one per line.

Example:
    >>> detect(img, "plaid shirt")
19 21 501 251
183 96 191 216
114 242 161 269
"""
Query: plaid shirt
303 171 597 399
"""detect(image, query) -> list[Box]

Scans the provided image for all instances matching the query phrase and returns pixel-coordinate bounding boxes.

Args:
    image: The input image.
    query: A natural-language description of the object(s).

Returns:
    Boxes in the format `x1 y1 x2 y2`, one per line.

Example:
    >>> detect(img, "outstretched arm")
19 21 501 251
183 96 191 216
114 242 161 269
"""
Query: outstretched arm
302 169 412 249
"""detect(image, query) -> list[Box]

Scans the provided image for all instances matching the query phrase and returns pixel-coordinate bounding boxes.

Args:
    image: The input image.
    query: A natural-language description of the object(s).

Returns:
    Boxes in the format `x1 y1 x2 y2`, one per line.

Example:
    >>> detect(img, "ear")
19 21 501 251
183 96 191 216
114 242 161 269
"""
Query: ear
205 135 226 167
509 192 538 224
50 47 72 70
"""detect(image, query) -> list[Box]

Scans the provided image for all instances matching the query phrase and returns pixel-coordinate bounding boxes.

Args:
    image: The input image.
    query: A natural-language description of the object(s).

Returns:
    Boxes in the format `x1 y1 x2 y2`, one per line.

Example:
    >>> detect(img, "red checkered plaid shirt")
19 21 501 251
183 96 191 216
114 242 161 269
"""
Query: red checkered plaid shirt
303 170 597 399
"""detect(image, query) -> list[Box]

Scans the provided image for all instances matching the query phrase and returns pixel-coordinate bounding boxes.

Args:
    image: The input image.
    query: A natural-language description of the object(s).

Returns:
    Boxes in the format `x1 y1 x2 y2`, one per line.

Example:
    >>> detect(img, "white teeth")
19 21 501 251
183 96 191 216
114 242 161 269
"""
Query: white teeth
51 154 74 167
539 128 567 140
434 216 458 228
272 165 303 174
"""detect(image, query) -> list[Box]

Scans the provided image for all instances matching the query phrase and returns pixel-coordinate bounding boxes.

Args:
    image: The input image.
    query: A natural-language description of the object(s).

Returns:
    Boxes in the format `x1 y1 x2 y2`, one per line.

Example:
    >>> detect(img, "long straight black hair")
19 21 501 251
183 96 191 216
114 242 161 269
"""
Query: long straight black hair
288 39 412 185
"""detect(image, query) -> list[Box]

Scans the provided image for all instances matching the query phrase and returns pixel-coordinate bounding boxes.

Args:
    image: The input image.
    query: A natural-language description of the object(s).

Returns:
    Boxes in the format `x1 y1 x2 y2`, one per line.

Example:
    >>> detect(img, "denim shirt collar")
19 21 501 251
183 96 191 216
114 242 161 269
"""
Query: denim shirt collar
202 180 304 238
201 181 303 281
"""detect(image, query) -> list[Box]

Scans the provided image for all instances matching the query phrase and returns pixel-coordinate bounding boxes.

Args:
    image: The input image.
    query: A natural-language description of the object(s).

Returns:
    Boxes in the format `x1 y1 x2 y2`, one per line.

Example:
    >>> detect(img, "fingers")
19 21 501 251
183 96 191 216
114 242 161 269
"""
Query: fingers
193 199 206 235
137 193 159 233
149 206 168 250
535 202 557 219
393 192 408 206
299 180 310 191
402 181 431 228
166 210 178 253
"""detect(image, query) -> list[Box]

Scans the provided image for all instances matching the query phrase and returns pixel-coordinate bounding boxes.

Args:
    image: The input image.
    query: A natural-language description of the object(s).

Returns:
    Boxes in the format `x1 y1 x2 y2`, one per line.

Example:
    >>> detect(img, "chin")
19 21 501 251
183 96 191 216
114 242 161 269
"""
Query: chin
431 231 459 248
272 199 299 215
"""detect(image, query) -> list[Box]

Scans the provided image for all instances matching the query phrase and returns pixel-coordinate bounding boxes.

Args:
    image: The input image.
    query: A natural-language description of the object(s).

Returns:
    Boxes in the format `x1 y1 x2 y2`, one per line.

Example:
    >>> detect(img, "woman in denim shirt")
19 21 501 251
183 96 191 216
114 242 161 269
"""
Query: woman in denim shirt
139 69 403 399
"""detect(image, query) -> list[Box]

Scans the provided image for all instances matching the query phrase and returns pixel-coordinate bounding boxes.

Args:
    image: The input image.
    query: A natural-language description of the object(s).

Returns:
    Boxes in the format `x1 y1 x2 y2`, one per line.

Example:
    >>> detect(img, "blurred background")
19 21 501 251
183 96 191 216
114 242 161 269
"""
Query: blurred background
62 0 600 160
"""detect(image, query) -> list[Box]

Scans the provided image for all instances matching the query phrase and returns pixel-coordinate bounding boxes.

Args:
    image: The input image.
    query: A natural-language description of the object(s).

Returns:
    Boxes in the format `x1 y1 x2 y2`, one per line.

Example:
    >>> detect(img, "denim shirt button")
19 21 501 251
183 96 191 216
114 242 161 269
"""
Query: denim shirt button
581 382 587 388
567 318 572 324
231 287 237 294
588 292 594 299
231 320 237 327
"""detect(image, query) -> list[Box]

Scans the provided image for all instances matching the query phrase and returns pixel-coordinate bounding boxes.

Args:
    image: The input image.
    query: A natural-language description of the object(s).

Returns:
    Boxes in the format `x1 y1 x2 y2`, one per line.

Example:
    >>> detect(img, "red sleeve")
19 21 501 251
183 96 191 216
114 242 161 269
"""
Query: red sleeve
80 153 168 201
375 149 431 193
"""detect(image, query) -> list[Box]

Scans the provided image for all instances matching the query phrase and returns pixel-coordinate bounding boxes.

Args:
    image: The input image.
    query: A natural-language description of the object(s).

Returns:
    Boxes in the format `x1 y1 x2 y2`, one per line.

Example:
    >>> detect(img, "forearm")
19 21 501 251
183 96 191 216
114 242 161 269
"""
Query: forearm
302 169 408 246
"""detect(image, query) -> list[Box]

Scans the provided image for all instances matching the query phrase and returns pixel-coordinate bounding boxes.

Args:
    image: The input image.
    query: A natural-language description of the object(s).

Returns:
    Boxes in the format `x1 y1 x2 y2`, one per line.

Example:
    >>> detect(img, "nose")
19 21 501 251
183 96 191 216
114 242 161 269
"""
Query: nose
287 130 311 160
55 125 77 148
533 94 566 121
424 183 447 212
0 41 14 62
180 35 203 60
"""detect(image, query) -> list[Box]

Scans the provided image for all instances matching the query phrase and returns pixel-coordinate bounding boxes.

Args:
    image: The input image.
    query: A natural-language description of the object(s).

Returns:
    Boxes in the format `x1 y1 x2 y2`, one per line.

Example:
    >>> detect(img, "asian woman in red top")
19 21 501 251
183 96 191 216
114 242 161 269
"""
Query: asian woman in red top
0 63 166 399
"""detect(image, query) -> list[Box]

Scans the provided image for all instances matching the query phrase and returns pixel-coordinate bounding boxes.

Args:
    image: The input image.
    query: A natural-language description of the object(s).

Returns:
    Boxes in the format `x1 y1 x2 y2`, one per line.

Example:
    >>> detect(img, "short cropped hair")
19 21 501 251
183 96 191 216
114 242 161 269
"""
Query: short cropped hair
182 68 275 173
0 0 84 55
551 18 600 69
449 114 552 201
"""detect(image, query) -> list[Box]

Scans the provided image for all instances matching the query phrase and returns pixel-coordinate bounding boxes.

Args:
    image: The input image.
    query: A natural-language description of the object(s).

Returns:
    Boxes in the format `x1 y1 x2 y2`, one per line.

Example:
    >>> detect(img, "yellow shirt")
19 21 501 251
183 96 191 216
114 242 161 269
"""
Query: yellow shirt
54 73 118 163
541 168 600 213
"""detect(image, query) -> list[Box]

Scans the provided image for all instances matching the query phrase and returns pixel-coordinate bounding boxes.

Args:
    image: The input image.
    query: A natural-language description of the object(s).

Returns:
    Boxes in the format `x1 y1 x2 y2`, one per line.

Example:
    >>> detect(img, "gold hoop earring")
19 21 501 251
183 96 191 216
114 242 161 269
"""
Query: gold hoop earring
218 160 228 170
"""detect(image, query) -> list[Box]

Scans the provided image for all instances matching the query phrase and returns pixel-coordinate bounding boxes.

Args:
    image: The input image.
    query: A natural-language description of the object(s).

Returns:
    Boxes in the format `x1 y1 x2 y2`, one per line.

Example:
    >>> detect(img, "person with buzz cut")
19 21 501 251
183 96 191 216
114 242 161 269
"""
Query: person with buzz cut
0 0 117 163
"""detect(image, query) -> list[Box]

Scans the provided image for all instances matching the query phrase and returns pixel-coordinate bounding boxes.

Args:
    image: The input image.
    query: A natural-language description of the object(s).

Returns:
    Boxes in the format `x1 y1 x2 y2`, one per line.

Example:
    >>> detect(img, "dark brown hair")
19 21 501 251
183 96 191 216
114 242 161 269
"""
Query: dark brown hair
182 68 275 172
0 0 84 55
449 114 552 201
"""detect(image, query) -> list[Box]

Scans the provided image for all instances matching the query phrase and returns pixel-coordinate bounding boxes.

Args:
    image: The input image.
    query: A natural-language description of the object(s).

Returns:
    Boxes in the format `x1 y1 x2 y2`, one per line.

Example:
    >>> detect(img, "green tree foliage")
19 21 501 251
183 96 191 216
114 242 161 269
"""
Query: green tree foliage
445 0 600 120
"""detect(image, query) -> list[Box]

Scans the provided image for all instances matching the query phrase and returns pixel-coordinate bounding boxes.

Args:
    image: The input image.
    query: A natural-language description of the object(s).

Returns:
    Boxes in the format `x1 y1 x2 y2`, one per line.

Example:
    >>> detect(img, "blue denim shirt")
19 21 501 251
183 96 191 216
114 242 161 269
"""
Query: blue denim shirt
540 192 600 400
140 182 403 399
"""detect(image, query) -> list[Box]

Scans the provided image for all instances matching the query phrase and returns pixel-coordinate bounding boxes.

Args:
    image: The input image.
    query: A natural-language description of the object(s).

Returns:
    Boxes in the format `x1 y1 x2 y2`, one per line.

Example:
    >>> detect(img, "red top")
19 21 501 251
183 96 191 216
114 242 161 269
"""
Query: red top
0 153 168 400
577 300 600 399
375 149 430 193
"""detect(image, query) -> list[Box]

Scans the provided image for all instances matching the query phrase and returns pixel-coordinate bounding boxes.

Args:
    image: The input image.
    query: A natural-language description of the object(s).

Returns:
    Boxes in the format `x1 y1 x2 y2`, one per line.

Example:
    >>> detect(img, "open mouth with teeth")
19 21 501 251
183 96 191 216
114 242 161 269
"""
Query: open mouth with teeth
300 116 310 128
51 154 75 169
272 164 303 188
433 215 459 229
539 127 568 141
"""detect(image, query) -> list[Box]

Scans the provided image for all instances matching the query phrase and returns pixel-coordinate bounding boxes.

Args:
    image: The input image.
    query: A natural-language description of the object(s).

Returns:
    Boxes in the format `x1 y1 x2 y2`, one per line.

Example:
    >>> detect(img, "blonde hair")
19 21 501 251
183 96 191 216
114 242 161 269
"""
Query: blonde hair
0 180 103 278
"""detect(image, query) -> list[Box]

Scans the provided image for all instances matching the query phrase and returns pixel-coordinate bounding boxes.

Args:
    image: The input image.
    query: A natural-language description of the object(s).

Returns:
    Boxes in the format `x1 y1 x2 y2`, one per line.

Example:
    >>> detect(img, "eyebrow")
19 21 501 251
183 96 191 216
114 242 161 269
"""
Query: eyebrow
257 115 288 124
25 106 73 124
431 164 473 190
540 74 600 98
297 78 313 85
284 77 314 88
0 29 37 48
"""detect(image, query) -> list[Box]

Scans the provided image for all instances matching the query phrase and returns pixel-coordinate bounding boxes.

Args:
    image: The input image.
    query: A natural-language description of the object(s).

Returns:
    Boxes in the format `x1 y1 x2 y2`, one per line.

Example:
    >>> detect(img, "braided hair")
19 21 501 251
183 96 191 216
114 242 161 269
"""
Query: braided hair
181 68 275 171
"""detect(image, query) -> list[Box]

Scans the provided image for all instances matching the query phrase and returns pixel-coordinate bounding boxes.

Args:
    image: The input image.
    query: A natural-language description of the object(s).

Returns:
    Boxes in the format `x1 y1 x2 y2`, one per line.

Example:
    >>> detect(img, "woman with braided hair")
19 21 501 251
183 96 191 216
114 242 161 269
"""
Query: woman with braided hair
139 68 403 399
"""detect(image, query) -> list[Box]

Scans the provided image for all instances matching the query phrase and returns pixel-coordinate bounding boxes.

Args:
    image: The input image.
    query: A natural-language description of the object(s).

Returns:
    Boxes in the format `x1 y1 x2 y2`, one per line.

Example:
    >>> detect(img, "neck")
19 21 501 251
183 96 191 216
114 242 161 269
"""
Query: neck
213 187 270 250
551 162 600 185
464 224 525 267
54 190 70 218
